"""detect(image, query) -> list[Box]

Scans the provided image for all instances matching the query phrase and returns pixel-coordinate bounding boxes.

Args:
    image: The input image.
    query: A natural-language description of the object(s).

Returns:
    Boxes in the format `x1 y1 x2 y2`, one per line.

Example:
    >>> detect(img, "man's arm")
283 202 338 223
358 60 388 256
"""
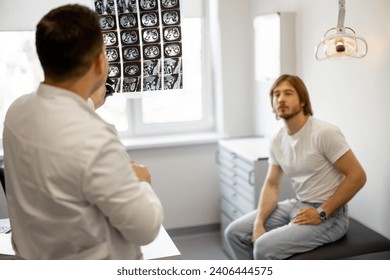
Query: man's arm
321 150 366 215
84 136 163 245
252 164 283 242
293 150 366 225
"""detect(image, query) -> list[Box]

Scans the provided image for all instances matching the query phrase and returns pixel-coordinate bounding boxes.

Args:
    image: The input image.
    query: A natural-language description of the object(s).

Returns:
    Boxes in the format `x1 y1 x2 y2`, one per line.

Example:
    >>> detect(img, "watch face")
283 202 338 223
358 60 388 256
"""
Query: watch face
320 211 327 220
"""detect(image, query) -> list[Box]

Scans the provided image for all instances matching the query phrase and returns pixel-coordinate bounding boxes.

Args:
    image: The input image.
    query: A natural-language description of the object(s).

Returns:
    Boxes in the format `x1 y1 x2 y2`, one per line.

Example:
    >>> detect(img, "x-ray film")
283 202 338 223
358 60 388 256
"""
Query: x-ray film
92 0 183 96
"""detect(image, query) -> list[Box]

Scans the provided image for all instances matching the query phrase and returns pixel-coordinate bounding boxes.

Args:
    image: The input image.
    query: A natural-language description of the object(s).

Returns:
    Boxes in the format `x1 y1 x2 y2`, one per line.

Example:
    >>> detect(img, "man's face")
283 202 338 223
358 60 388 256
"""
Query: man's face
272 80 304 120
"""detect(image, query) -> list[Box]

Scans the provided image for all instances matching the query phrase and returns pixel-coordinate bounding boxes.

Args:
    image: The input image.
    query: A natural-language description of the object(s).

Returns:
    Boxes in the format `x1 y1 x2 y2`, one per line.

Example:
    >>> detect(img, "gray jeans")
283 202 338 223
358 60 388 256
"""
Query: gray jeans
224 198 349 260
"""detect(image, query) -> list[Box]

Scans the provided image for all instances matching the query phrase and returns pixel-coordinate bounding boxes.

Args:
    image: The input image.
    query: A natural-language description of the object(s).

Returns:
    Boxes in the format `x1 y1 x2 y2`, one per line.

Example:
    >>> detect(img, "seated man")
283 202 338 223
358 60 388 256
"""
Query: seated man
2 4 163 260
225 74 366 260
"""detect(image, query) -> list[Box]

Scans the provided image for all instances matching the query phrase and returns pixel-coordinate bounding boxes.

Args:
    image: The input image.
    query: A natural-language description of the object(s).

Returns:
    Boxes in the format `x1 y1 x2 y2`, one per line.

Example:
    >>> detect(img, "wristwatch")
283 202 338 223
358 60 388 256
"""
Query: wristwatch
317 206 328 222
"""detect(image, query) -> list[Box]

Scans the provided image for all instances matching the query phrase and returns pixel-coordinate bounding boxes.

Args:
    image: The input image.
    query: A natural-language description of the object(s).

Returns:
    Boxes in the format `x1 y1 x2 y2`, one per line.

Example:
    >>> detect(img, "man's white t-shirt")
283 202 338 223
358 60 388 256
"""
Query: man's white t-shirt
269 117 351 203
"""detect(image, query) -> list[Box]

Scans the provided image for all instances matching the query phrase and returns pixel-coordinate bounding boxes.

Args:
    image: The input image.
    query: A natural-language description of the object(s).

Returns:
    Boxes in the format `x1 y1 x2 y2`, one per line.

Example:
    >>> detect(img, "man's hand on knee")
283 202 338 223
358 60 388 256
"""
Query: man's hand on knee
252 224 267 242
292 207 322 225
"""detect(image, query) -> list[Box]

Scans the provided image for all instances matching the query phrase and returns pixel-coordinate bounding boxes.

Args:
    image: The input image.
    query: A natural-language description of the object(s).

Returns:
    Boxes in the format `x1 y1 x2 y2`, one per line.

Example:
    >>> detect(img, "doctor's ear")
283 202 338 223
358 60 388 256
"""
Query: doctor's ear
95 52 107 75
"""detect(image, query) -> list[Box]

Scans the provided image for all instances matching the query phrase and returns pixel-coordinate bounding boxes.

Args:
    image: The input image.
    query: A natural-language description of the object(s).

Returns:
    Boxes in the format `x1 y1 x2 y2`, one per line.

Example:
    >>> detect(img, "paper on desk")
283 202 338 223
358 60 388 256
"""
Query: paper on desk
141 226 181 260
0 233 15 255
0 218 11 234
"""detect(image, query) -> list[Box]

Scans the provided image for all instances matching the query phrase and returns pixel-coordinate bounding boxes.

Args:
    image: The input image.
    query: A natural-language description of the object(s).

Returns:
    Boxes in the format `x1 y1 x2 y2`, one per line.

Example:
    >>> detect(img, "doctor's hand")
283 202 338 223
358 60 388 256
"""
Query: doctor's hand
131 161 152 184
292 207 322 225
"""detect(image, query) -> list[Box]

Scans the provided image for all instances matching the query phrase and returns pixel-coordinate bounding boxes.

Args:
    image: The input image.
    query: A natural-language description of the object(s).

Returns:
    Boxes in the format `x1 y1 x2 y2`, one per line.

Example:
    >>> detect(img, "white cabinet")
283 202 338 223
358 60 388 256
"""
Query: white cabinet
217 137 293 258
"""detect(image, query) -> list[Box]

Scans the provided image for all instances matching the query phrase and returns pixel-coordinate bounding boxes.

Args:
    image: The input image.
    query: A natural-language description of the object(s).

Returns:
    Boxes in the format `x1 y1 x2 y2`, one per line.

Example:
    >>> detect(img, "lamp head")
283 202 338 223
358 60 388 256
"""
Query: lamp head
335 38 346 52
315 0 367 61
316 27 366 60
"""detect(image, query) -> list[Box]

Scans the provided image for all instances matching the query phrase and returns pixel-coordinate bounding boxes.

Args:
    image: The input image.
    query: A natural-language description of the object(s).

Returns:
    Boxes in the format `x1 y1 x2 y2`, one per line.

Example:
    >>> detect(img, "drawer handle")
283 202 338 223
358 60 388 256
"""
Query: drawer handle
248 170 254 186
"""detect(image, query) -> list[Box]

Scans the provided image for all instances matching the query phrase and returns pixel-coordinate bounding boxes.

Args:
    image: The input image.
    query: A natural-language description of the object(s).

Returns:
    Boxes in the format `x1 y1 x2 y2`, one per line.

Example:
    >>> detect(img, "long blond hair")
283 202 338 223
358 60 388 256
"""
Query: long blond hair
269 74 314 118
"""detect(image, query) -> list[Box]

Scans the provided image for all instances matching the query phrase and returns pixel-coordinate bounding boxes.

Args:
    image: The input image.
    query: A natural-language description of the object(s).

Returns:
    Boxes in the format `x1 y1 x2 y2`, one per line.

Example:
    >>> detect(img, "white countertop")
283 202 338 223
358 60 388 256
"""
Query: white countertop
219 137 270 162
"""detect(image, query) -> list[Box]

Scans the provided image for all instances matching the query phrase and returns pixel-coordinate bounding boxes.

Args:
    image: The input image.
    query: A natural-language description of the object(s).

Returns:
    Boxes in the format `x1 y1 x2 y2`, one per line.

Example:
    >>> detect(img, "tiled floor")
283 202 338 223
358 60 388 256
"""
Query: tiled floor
170 230 230 260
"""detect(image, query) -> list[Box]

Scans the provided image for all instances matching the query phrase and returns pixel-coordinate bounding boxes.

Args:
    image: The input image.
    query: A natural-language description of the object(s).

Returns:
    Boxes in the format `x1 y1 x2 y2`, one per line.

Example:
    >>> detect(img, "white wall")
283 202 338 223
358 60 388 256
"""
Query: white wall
252 0 390 239
214 0 256 138
128 144 220 229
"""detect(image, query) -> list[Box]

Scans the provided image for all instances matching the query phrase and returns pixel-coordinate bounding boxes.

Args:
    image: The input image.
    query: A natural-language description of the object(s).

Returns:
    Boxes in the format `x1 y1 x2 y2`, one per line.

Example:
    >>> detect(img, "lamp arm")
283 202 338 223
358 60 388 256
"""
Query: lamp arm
337 0 346 33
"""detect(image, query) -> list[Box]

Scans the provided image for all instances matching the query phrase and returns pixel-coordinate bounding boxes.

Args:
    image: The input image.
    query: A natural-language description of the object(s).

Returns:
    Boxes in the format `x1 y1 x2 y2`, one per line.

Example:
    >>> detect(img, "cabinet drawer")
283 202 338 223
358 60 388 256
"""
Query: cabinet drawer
221 181 254 212
236 194 254 214
234 167 255 187
235 176 255 203
219 147 236 159
219 160 235 171
218 148 236 166
233 156 253 173
220 181 238 204
219 165 235 179
221 198 243 221
219 174 235 189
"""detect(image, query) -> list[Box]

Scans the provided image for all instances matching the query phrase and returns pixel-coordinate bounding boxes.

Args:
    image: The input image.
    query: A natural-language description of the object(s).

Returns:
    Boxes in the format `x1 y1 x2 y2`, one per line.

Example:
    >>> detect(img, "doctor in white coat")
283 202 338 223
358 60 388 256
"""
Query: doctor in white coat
3 4 163 260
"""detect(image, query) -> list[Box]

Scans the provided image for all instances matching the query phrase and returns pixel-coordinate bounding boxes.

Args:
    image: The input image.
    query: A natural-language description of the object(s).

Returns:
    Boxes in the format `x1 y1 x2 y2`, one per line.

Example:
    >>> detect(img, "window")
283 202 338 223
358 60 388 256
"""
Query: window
0 0 214 147
253 13 280 82
0 31 43 135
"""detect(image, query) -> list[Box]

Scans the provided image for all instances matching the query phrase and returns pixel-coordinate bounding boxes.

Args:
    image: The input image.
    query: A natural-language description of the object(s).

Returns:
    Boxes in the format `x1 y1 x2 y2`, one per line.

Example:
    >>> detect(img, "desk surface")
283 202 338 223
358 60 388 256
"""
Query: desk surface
0 224 181 260
0 233 13 256
141 225 181 260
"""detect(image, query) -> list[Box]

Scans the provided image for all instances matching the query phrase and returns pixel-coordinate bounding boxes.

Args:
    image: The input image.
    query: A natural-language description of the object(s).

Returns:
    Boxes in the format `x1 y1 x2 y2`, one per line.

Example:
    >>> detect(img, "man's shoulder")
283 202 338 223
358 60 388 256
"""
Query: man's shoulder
4 93 35 124
7 92 33 108
310 117 342 134
310 118 348 151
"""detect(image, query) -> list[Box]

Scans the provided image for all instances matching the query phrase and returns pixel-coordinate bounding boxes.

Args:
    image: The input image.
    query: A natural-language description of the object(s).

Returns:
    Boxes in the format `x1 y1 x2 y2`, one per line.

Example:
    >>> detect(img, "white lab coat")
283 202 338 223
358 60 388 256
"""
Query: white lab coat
3 83 163 259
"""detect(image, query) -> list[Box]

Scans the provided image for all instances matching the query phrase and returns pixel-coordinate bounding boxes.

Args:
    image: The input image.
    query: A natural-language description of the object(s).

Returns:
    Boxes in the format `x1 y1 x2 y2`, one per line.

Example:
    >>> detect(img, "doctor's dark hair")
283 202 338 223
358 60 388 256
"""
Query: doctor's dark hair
35 4 103 81
269 74 314 117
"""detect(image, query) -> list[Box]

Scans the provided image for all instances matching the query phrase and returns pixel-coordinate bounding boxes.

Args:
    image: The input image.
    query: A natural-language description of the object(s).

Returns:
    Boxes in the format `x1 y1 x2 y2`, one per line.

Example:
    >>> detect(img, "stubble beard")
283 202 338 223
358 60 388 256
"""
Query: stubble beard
278 105 303 121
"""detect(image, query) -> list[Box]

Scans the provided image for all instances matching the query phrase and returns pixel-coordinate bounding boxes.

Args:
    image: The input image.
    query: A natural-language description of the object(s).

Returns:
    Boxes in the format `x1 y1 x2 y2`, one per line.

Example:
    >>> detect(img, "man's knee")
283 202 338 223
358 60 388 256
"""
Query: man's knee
224 220 237 243
224 219 252 249
253 236 280 260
